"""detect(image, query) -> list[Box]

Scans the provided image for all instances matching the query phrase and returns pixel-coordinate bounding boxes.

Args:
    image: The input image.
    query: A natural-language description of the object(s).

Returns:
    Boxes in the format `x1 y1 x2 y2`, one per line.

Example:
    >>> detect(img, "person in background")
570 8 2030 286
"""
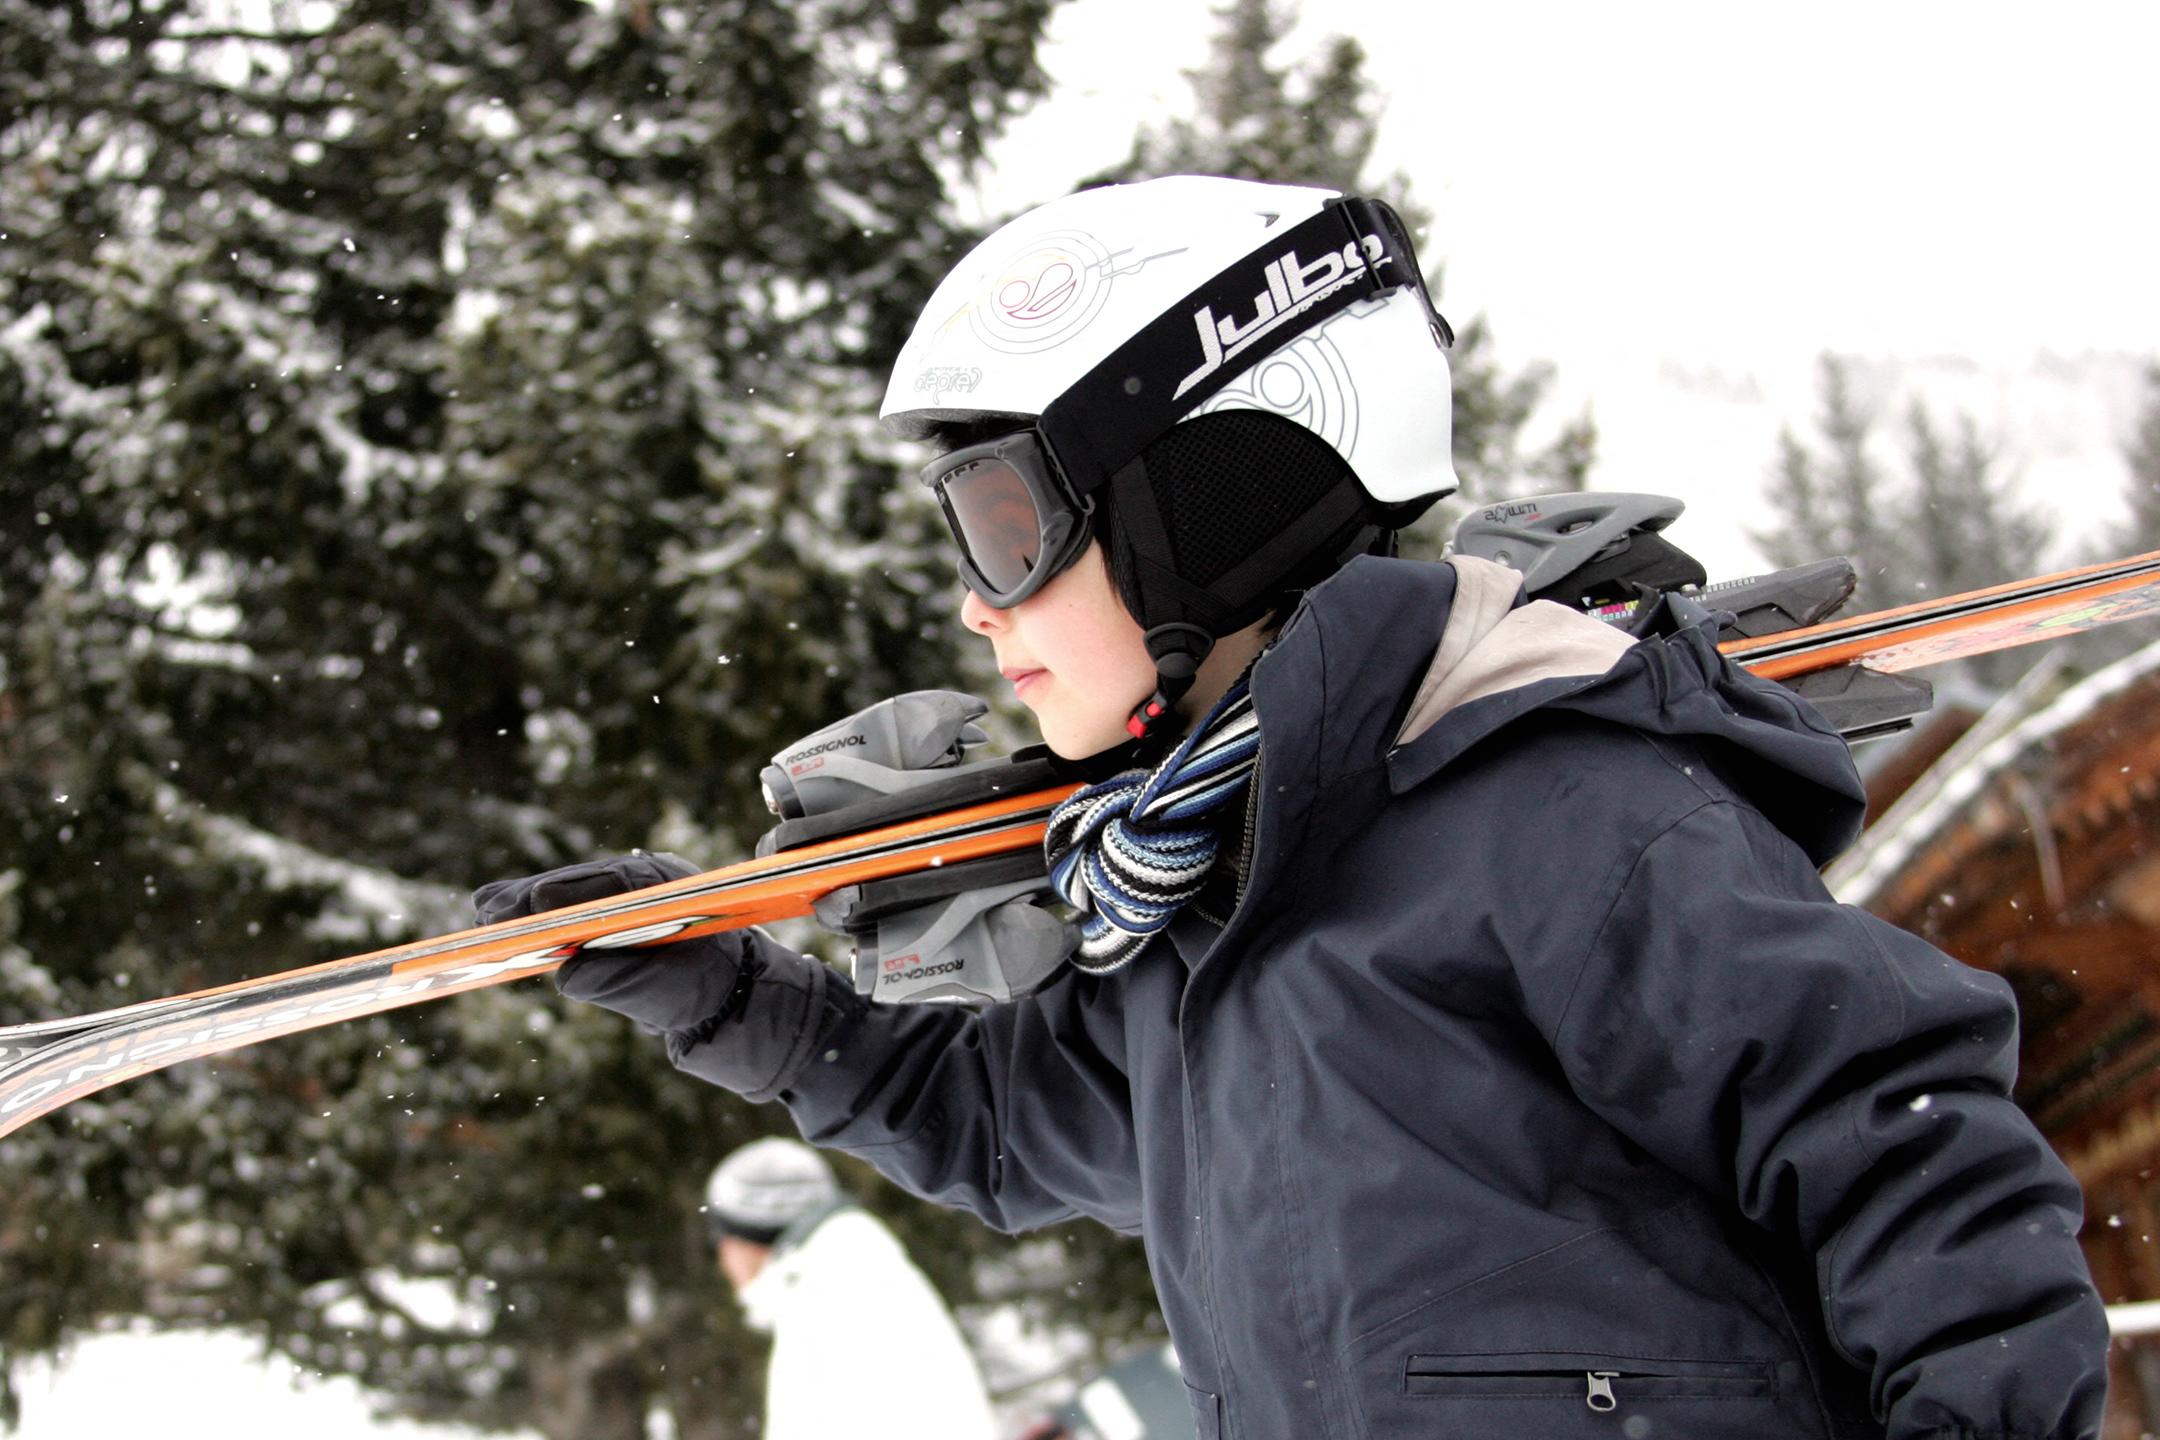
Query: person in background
703 1136 997 1440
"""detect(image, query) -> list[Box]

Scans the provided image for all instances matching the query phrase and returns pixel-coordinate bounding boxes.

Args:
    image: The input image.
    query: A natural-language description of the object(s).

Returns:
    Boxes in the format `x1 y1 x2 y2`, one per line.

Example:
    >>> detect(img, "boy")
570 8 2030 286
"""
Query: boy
477 176 2109 1438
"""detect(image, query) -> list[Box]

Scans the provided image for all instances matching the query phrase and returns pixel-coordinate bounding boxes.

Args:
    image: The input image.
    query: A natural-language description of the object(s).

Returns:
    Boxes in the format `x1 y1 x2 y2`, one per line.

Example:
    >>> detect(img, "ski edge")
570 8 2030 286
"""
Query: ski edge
0 785 1078 1140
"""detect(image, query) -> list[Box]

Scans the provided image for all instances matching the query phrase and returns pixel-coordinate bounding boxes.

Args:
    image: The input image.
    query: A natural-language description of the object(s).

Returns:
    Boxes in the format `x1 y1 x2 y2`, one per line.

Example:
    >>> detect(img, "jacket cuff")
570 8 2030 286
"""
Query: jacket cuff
665 933 868 1103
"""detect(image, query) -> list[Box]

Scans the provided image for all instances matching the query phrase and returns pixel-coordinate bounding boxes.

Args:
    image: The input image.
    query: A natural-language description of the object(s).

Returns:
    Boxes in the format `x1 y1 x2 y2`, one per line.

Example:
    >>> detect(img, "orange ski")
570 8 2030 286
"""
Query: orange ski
5 547 2157 1138
1726 550 2160 680
0 782 1079 1138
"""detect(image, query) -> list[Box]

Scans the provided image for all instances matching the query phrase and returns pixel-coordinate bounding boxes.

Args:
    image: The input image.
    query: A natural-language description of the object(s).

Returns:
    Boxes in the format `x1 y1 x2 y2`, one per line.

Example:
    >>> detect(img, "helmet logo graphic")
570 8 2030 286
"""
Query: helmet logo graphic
999 260 1075 320
1193 331 1361 461
969 228 1117 355
1172 233 1391 400
912 364 984 397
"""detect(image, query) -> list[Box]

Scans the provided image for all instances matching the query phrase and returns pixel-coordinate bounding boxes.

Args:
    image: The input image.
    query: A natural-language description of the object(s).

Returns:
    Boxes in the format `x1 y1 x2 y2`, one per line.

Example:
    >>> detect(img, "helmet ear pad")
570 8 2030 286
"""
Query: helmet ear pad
1097 409 1408 641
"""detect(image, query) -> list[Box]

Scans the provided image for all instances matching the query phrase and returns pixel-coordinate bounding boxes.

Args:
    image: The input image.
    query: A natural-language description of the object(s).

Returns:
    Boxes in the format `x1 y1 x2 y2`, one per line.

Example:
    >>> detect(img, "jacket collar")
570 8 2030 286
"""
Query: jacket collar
1245 552 1867 870
736 1198 857 1332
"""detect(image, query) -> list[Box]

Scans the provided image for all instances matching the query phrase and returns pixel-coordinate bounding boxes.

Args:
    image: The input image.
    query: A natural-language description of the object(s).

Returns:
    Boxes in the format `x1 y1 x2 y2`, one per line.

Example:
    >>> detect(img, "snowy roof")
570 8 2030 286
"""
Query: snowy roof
1827 635 2160 907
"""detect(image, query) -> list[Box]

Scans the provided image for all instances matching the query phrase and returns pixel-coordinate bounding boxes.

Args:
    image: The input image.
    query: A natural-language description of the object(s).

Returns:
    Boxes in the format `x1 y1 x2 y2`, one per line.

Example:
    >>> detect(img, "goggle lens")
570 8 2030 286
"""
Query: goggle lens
940 456 1049 597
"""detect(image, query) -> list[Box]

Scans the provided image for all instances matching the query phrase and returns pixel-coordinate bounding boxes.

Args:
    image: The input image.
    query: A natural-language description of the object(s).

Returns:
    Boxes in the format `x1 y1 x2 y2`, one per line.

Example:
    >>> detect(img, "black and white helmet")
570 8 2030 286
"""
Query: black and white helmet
883 175 1459 734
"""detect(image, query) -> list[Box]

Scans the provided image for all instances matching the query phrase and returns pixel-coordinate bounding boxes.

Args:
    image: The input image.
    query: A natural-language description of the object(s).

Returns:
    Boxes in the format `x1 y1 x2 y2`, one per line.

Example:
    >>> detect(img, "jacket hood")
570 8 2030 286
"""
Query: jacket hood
1251 554 1868 867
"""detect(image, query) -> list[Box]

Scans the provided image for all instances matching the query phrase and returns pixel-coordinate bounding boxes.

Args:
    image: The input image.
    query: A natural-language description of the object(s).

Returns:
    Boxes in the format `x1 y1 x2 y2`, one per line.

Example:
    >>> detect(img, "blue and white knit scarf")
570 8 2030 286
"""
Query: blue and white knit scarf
1043 677 1262 974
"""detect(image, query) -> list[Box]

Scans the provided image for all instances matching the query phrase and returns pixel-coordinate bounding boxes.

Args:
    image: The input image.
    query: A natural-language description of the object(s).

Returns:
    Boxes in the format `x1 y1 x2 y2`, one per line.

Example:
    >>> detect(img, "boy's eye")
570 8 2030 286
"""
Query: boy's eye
944 460 1043 592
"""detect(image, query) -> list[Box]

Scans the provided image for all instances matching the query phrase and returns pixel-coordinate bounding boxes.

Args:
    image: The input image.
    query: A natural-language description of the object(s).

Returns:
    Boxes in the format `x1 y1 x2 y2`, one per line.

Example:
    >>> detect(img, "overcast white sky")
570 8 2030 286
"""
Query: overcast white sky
22 4 2160 1434
975 0 2160 571
1362 2 2160 362
11 1329 540 1440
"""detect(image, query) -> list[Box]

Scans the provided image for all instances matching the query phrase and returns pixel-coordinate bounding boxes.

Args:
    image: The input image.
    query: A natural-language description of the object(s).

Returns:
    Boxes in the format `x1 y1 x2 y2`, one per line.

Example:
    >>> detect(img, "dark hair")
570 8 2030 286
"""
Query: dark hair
707 1212 785 1247
918 412 1035 456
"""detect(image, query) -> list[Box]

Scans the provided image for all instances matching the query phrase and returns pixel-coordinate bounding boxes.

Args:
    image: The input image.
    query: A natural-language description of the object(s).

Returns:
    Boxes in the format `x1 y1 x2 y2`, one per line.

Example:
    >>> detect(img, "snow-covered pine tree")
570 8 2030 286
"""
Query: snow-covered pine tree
1901 402 2053 686
1757 355 1917 612
2066 361 2160 672
2116 363 2160 555
1758 355 2054 686
0 2 1054 1435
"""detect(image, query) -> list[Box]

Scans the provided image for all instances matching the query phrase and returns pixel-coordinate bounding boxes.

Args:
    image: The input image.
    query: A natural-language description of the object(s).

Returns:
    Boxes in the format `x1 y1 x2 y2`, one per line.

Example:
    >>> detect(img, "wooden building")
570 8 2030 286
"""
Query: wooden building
1826 638 2160 1434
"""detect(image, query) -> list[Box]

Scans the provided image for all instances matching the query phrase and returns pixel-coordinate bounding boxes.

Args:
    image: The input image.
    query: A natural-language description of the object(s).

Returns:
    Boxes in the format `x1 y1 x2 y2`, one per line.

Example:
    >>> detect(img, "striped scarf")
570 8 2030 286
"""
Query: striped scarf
1044 677 1262 974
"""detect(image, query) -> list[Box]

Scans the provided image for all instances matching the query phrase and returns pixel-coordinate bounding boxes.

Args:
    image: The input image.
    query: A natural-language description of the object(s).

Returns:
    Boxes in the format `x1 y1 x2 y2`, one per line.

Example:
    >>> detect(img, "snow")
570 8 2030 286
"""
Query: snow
175 784 471 943
10 1328 539 1439
2108 1300 2160 1337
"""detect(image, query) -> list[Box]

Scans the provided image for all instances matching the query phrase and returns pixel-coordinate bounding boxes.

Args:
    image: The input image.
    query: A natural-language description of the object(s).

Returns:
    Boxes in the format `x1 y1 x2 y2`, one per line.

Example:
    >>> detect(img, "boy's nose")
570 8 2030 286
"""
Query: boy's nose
959 587 1004 635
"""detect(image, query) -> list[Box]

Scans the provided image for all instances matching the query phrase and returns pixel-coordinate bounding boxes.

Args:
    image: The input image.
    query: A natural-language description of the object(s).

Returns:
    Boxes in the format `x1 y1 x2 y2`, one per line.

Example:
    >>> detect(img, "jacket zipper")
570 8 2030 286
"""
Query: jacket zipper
1174 753 1265 1424
1404 1355 1775 1406
1190 756 1262 930
1234 755 1261 910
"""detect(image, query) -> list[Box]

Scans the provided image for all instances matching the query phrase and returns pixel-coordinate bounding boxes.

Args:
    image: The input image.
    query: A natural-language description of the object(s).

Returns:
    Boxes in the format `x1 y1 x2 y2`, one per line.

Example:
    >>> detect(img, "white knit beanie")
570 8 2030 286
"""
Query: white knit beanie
704 1138 840 1245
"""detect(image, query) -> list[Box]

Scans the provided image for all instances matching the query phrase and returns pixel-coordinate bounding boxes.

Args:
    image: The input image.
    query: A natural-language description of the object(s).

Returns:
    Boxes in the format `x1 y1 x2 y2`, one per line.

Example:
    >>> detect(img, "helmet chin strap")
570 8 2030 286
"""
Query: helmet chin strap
1128 623 1215 741
1098 428 1389 746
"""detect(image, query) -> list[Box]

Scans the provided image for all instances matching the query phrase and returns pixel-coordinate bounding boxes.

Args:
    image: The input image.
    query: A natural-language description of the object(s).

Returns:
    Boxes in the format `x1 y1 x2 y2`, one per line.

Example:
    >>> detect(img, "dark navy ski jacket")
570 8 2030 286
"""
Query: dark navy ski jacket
765 554 2109 1439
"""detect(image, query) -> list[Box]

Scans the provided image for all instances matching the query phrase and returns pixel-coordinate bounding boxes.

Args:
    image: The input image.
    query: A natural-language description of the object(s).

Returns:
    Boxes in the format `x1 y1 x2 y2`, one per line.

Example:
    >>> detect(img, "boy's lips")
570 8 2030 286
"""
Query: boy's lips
1001 664 1047 695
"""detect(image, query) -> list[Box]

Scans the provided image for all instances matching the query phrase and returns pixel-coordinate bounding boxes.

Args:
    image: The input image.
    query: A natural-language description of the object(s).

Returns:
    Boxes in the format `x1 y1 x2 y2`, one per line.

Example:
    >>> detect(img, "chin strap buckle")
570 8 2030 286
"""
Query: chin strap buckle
1128 623 1215 741
1126 692 1173 740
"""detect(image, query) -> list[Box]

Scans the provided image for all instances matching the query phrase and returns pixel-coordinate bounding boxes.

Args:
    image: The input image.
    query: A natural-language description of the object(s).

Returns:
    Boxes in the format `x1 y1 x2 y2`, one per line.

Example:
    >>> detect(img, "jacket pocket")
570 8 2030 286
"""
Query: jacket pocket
1405 1350 1775 1407
1182 1381 1222 1440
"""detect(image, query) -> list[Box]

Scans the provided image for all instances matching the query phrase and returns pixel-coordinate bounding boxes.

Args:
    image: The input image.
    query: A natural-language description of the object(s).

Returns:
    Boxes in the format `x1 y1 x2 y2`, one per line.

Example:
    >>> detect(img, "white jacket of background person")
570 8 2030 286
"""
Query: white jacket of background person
738 1203 997 1440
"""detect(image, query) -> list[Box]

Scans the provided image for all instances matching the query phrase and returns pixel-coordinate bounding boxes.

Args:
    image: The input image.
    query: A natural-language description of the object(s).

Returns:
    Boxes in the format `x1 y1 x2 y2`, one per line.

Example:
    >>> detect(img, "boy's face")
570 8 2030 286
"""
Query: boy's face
960 540 1156 759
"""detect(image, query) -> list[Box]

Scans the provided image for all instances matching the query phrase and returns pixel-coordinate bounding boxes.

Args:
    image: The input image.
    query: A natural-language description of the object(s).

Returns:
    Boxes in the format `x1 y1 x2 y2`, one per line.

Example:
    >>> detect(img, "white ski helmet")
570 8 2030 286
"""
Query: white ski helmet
882 175 1458 737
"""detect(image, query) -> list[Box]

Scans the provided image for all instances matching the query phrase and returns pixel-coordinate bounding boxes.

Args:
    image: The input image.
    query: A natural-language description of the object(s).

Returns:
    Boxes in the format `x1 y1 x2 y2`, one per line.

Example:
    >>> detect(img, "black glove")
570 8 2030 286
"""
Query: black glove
473 853 750 1033
472 854 857 1101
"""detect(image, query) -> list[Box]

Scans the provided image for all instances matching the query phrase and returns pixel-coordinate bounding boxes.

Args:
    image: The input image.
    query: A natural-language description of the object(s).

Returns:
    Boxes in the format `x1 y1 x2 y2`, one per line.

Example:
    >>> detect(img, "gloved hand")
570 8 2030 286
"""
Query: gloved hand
473 853 751 1034
472 853 858 1101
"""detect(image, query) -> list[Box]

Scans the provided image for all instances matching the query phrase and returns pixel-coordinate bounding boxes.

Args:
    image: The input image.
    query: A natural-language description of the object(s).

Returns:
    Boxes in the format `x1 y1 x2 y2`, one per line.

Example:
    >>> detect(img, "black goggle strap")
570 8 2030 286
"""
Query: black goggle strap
1036 195 1447 504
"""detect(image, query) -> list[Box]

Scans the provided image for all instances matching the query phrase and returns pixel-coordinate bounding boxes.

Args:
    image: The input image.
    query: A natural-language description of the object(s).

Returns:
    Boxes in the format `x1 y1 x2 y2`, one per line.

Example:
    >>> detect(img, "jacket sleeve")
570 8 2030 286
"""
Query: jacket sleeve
1533 795 2109 1440
771 967 1147 1236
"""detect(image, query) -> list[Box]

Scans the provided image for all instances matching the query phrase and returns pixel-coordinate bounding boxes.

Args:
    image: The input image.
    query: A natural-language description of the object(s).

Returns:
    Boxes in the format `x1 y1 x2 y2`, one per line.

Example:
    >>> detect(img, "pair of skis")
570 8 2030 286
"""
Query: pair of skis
4 542 2158 1140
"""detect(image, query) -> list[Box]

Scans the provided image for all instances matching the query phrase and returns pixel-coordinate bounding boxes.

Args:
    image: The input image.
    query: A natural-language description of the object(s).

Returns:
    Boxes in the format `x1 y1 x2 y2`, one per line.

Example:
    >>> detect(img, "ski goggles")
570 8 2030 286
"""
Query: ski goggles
921 429 1094 608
